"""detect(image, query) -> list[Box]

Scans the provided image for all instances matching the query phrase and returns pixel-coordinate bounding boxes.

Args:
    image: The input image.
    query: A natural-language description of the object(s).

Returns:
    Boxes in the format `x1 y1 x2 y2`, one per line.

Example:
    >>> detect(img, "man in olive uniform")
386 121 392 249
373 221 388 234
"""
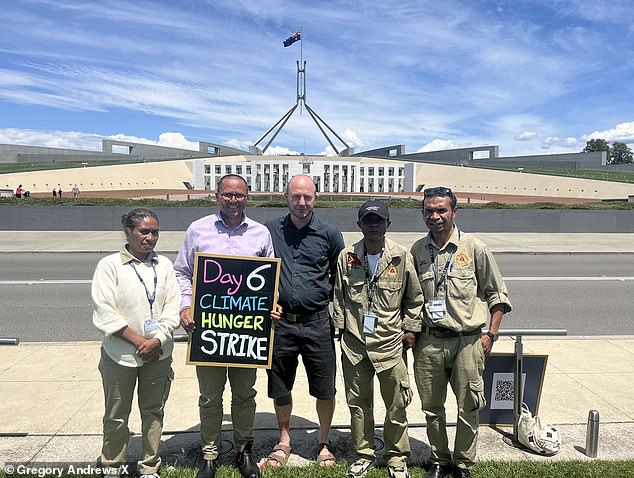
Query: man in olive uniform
411 187 511 478
333 200 423 478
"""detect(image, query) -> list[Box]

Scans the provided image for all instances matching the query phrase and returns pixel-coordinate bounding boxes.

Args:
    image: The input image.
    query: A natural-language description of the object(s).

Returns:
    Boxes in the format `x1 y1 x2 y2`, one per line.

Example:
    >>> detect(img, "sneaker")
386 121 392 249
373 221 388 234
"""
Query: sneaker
347 459 374 478
388 463 410 478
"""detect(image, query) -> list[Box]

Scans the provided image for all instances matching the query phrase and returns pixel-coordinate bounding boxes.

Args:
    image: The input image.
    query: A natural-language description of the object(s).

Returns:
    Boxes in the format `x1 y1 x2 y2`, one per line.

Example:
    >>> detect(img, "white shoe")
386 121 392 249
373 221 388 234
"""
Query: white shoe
347 459 374 478
388 463 410 478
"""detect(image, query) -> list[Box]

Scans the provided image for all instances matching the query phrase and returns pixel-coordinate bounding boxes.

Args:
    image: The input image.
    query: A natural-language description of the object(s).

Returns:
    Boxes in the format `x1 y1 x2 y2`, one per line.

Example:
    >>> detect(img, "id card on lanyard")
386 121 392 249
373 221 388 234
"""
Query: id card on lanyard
130 261 159 337
363 246 385 335
427 233 459 323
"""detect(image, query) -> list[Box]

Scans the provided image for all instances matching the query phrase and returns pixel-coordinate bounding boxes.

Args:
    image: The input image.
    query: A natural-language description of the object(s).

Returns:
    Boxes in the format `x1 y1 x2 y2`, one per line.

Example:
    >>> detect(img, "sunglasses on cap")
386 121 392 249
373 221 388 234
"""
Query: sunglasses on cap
423 186 454 197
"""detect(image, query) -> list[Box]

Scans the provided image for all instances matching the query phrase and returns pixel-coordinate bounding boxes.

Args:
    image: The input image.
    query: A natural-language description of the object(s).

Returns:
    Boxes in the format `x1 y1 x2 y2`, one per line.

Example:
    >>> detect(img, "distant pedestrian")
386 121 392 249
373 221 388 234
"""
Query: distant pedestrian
15 184 23 199
58 187 63 197
72 184 80 197
53 188 57 197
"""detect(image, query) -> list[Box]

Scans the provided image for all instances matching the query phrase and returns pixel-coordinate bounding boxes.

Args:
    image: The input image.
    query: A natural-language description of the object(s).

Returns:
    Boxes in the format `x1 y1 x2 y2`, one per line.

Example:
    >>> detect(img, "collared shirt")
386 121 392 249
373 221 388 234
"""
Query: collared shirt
333 237 423 371
92 247 181 367
174 212 275 310
410 227 512 332
266 213 344 315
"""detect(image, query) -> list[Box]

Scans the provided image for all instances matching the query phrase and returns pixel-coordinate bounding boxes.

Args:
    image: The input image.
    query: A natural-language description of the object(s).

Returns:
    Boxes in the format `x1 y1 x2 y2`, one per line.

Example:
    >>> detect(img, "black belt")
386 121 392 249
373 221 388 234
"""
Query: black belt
425 326 481 338
284 308 329 323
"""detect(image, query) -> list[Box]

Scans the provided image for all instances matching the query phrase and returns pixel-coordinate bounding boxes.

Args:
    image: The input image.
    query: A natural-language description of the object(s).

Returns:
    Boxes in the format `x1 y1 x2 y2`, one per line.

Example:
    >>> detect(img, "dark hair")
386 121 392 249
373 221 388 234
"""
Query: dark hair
217 174 248 192
121 208 159 234
423 186 457 210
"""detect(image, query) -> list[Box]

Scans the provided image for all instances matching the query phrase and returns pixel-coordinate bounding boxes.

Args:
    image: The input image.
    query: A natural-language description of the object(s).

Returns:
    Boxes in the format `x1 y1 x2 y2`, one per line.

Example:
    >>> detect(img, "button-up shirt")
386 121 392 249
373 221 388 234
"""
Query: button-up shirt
266 213 344 315
333 237 423 371
410 227 512 332
174 212 275 310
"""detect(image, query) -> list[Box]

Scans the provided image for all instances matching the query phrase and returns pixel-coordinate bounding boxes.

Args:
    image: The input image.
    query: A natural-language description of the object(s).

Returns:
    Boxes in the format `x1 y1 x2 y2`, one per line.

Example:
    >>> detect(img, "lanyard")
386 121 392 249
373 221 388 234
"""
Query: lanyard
363 246 387 308
130 261 157 314
428 231 460 295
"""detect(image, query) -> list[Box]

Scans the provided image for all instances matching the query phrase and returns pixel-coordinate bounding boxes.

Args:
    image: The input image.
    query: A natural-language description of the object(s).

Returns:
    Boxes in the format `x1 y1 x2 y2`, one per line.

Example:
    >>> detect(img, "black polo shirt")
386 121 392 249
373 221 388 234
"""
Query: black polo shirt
266 213 345 315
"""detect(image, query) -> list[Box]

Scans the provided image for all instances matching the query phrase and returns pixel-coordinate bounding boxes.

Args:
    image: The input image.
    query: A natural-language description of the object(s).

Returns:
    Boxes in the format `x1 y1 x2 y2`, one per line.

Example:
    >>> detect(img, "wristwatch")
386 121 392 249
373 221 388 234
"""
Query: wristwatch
486 331 499 342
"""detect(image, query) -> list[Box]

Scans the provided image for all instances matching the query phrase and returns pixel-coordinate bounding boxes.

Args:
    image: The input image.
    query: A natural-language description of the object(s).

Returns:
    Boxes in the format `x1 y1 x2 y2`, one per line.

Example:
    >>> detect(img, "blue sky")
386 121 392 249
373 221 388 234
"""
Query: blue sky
1 0 633 156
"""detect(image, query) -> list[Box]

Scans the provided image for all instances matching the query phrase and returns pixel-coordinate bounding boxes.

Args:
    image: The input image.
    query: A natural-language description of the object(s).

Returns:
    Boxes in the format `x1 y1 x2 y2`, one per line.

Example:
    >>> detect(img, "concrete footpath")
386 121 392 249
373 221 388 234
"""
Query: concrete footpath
1 232 634 471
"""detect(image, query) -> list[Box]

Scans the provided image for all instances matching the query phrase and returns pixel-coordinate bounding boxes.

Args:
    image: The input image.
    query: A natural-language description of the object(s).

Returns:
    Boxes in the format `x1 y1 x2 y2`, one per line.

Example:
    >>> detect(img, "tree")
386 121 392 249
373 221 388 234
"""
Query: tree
583 138 610 153
609 142 634 164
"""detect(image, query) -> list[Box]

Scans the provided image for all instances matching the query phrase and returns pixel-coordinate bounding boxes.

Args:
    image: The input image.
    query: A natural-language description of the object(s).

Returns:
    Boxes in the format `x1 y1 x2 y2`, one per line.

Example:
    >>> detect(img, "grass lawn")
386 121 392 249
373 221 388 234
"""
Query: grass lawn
3 461 634 477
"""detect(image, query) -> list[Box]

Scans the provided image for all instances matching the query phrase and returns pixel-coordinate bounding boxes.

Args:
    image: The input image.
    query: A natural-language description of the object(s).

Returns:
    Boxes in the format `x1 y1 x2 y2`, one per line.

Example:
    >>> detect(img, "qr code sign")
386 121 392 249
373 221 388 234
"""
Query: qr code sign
490 372 525 410
494 379 514 401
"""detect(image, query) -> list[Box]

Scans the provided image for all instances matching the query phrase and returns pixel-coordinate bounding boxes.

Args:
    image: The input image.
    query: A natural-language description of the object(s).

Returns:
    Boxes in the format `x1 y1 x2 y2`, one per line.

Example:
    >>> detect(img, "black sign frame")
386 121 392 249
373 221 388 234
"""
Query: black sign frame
186 252 281 368
480 353 549 427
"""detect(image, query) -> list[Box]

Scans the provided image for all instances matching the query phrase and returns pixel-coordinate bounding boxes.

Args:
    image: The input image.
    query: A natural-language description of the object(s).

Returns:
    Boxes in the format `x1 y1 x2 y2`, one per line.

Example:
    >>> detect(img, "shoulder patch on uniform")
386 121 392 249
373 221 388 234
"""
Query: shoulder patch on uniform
387 265 398 278
347 252 362 266
455 252 470 267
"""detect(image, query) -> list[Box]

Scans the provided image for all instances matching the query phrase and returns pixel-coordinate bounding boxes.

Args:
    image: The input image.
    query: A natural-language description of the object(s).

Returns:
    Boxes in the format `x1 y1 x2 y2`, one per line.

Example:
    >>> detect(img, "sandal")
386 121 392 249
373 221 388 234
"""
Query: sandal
316 442 336 467
347 458 374 478
266 443 292 468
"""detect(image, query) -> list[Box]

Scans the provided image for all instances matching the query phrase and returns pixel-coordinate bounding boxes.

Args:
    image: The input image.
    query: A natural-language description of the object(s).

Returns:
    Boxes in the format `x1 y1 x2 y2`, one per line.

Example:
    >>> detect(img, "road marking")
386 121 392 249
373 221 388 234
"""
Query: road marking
506 277 634 281
3 277 634 285
1 280 92 284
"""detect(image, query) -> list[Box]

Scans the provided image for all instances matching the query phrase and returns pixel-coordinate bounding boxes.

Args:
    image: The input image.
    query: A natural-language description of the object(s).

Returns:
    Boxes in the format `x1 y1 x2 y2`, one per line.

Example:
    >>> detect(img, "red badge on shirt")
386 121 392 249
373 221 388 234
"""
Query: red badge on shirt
347 252 362 266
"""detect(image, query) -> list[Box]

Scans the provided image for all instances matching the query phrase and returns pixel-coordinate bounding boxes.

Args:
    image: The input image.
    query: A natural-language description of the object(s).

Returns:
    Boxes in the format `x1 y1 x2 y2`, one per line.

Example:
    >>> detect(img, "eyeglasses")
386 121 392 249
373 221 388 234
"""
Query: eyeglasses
423 187 454 197
219 192 247 200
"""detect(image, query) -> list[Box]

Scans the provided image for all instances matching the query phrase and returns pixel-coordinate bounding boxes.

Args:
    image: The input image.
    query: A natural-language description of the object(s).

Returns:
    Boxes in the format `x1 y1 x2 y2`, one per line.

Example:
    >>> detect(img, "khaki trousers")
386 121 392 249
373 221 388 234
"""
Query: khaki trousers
98 349 173 474
342 353 411 467
413 334 486 469
196 365 257 460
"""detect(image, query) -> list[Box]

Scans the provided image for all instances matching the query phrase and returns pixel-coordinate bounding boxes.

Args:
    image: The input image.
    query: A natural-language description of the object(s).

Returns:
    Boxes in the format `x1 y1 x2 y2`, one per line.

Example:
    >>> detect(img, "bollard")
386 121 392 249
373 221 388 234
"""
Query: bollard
0 337 20 345
585 409 600 458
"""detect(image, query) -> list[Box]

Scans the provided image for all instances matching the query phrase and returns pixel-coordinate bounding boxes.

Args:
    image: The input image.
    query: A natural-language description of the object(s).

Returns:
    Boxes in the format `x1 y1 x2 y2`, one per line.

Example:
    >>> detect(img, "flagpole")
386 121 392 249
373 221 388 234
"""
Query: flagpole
299 26 303 115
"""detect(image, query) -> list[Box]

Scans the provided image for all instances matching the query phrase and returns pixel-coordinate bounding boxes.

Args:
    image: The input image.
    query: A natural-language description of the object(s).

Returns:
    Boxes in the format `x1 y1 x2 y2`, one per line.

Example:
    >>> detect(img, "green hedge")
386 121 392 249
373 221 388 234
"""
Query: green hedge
3 196 634 210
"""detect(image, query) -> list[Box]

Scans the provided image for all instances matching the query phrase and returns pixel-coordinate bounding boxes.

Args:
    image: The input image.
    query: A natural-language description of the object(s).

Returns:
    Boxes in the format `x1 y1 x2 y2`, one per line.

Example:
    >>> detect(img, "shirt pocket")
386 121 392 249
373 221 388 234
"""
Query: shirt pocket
346 277 366 302
374 279 403 310
447 269 477 302
418 270 435 296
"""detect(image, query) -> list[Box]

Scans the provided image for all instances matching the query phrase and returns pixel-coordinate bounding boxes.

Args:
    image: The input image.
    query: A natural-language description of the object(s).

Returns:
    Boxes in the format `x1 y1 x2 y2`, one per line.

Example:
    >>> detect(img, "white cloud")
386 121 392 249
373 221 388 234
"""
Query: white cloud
416 139 458 153
540 136 578 150
264 146 301 156
584 121 634 144
514 131 537 141
0 128 102 150
157 132 199 150
0 128 204 152
341 129 369 148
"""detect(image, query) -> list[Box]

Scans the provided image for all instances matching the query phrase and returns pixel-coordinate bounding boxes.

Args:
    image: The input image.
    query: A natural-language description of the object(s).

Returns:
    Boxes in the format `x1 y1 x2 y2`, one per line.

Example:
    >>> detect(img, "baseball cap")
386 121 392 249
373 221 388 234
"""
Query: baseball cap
358 199 389 221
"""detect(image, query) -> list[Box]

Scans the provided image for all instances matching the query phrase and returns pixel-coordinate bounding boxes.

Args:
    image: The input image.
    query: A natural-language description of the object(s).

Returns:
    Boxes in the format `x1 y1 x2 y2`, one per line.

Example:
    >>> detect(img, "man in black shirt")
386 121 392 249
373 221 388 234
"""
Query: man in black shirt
265 174 345 468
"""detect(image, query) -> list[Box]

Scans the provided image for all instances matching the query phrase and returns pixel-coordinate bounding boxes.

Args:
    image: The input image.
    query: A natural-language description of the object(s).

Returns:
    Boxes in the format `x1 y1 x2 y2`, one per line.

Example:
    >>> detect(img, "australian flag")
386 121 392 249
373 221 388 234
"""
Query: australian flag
283 31 301 47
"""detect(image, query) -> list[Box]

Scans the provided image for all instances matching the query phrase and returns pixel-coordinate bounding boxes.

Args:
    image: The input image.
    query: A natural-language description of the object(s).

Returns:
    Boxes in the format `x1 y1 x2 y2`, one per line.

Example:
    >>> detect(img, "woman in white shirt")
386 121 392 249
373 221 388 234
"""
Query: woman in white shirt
92 208 180 478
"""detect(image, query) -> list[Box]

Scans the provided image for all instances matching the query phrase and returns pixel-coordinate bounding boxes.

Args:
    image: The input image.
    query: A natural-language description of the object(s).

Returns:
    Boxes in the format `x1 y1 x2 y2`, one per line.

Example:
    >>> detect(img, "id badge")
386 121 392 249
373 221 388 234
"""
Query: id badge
363 314 378 334
144 314 159 338
428 298 446 322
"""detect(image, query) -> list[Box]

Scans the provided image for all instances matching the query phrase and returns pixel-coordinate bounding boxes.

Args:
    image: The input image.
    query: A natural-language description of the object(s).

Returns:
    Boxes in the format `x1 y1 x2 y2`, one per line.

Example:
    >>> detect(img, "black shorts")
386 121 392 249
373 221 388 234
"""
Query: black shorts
267 314 336 400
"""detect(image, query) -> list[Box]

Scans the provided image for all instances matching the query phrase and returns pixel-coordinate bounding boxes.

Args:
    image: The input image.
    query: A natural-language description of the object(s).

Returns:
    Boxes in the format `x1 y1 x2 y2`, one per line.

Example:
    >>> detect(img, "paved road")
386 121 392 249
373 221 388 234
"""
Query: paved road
3 253 634 341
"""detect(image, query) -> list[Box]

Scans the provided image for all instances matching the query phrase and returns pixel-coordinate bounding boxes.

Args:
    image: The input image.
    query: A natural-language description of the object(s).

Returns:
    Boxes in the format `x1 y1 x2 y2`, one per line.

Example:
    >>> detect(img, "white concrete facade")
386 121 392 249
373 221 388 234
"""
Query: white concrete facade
194 155 412 193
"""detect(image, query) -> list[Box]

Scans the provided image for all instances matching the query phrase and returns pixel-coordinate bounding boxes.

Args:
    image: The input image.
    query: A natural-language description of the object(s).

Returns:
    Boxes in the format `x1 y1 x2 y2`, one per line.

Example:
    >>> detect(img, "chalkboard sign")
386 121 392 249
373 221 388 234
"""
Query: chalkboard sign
187 253 281 368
